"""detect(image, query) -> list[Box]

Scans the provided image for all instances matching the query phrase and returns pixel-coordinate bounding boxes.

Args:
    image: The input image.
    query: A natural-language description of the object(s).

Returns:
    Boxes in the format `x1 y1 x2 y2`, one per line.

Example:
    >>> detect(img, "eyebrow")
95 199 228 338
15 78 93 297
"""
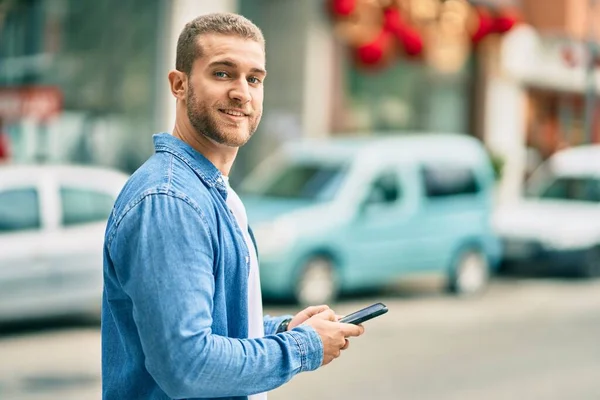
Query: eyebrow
208 60 267 75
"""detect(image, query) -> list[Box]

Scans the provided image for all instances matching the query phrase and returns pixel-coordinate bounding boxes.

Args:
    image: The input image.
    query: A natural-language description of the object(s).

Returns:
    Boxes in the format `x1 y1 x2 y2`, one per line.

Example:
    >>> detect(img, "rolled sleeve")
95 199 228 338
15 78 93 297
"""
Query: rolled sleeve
287 325 323 372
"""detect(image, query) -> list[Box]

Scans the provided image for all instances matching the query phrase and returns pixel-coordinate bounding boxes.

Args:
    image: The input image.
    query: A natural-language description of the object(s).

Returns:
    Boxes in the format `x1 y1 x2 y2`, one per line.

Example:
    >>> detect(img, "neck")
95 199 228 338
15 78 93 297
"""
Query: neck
172 117 238 177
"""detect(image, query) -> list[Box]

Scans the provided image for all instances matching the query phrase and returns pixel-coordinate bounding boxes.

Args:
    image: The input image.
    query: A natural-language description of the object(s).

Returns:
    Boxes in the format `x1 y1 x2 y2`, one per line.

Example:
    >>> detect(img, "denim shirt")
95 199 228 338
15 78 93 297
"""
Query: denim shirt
102 133 323 400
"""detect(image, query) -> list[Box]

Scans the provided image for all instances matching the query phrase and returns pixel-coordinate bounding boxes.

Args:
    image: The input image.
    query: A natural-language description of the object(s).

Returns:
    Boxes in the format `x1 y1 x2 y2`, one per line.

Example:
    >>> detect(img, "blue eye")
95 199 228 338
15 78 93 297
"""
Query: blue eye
214 71 229 78
248 76 262 84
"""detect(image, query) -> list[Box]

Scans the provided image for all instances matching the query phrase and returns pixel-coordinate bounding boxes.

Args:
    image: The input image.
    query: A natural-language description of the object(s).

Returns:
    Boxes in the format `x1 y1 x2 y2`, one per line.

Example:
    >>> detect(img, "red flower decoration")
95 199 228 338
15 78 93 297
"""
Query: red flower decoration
493 9 519 33
383 7 404 33
329 0 356 17
399 26 423 56
383 7 423 56
471 6 495 43
356 29 393 66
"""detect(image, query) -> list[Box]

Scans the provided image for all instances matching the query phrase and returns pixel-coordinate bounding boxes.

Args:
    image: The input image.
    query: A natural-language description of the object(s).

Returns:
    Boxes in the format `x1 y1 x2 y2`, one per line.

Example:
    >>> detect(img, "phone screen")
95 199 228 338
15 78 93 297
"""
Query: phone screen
338 302 388 325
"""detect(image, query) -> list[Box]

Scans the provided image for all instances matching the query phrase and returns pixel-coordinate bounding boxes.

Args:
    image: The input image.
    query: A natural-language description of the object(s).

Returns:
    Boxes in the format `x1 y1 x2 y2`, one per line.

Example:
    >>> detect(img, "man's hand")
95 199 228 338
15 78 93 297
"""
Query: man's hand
287 305 332 331
302 309 365 366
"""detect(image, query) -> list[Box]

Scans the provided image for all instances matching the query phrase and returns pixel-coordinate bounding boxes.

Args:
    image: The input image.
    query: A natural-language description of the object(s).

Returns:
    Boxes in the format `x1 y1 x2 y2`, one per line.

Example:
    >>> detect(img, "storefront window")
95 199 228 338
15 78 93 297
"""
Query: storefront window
526 89 588 159
334 57 473 136
0 0 163 172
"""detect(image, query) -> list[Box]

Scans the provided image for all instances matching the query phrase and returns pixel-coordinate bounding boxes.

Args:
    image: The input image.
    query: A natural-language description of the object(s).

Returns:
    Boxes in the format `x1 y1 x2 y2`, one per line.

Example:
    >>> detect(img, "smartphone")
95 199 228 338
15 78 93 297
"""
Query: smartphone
338 302 388 325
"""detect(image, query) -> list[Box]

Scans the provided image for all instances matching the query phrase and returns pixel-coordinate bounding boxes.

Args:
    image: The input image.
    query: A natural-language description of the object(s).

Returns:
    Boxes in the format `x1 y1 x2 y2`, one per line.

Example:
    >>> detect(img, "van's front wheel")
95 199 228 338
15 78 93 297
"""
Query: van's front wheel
294 256 339 306
448 249 490 296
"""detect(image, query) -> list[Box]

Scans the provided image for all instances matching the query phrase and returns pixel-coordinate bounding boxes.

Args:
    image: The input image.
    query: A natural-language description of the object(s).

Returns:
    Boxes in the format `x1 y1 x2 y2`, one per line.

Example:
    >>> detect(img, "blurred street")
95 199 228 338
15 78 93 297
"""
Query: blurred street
2 1 600 399
2 276 599 400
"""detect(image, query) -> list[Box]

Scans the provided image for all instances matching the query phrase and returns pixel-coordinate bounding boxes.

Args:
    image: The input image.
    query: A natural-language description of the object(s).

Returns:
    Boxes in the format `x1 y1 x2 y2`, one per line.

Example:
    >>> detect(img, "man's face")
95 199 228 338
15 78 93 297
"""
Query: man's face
186 34 266 148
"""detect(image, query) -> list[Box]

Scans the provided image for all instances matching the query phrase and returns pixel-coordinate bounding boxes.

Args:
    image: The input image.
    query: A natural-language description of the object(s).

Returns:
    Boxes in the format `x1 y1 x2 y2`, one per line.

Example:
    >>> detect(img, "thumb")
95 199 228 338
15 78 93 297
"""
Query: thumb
340 322 365 338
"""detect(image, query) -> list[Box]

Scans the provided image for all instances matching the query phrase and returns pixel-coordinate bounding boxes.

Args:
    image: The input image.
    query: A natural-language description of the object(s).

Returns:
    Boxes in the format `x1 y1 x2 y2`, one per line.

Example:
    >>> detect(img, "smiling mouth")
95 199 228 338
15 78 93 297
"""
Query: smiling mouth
219 109 247 117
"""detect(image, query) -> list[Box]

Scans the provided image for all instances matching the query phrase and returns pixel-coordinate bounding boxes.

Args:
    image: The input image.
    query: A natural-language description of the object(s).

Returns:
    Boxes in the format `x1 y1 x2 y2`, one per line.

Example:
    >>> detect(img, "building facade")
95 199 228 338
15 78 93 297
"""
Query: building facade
3 0 594 199
485 0 600 202
0 0 235 173
234 0 492 182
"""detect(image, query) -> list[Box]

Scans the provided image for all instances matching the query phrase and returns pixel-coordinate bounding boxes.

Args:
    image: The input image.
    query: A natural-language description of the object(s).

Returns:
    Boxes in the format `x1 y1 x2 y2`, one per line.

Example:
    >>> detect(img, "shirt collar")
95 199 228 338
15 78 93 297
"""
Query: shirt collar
152 133 228 194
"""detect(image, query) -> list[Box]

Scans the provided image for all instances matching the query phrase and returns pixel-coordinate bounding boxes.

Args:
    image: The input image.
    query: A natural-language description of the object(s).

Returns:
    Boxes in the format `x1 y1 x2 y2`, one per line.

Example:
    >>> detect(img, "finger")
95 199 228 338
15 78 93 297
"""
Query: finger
303 305 330 317
314 309 337 321
341 339 350 350
339 323 365 337
291 305 332 329
336 314 344 321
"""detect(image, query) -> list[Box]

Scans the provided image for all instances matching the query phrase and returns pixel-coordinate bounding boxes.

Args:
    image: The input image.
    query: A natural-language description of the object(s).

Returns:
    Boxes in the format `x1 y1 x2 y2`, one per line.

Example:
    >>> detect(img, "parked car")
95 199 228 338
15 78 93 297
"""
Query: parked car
240 133 501 305
494 145 600 277
0 164 128 322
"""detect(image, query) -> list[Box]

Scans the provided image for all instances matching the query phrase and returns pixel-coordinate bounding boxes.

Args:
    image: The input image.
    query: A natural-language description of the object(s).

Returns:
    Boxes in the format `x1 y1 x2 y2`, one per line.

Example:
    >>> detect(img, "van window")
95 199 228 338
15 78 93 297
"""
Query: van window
366 171 400 204
243 163 347 201
60 187 114 226
534 177 600 202
0 188 41 232
422 166 479 198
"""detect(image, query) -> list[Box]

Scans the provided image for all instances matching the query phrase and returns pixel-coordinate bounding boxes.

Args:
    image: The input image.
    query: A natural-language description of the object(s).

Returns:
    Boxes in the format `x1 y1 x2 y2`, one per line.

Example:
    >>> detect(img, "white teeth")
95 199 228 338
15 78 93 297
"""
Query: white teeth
223 110 245 117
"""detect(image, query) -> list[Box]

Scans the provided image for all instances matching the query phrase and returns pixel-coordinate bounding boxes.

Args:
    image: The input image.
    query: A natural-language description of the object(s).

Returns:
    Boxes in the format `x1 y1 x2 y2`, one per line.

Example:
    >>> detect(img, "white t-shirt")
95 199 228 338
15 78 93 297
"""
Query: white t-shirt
222 176 266 400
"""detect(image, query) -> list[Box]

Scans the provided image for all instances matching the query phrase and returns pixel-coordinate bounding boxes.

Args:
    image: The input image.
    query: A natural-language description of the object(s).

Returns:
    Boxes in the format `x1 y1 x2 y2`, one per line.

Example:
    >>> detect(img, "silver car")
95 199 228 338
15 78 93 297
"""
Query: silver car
0 164 128 322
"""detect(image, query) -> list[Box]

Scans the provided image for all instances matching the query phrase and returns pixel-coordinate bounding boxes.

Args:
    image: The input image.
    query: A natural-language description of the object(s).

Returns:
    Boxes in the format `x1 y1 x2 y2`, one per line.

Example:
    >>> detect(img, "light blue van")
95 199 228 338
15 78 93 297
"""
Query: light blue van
240 133 501 305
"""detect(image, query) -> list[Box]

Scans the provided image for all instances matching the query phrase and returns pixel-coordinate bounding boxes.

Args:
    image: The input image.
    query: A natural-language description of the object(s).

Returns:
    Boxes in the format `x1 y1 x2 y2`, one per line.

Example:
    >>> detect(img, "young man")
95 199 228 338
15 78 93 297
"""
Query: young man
101 13 364 400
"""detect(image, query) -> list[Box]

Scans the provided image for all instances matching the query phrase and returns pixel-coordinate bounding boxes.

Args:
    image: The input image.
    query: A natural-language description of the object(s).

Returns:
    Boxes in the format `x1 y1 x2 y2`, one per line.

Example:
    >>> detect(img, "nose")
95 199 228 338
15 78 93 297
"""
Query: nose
229 78 251 104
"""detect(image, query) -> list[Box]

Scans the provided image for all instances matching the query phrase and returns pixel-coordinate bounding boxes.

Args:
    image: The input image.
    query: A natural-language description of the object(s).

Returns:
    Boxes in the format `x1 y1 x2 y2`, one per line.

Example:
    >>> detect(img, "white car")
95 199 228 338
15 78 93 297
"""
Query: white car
494 145 600 277
0 164 128 322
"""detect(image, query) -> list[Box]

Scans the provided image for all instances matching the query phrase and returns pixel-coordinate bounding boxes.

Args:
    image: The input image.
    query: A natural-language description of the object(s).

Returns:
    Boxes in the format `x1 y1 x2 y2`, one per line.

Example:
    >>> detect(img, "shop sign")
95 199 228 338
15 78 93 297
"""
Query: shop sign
0 86 62 121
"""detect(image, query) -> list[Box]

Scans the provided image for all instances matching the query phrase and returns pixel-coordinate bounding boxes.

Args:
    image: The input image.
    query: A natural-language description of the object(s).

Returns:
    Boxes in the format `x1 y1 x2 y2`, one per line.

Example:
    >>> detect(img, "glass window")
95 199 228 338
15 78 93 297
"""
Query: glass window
0 0 162 172
243 163 347 201
60 187 114 226
534 177 600 202
0 188 41 232
367 172 400 204
422 166 479 198
334 57 472 135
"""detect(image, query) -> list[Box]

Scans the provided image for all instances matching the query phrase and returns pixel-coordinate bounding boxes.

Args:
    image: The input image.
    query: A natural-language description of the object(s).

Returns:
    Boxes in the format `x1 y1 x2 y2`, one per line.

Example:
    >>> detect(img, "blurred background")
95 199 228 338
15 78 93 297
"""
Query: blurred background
1 0 600 399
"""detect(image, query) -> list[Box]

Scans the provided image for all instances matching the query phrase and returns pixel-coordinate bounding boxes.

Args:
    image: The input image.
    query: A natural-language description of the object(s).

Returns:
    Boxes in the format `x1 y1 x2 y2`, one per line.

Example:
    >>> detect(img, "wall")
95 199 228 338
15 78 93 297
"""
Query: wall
523 0 600 40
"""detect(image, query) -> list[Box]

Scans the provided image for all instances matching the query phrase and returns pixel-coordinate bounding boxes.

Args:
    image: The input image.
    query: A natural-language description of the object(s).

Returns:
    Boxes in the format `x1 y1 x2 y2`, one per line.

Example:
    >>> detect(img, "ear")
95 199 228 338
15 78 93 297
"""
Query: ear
168 70 187 100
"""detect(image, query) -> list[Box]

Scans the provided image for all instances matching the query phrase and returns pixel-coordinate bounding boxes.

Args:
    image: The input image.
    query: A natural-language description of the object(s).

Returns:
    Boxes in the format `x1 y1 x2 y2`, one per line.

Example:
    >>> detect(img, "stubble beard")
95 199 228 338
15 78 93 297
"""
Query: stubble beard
187 84 261 148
